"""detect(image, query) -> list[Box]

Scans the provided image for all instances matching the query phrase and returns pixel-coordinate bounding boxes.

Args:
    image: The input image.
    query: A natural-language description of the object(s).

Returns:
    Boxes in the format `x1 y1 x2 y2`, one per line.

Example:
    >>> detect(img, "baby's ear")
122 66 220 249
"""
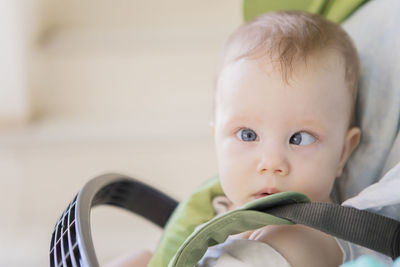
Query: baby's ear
336 127 361 177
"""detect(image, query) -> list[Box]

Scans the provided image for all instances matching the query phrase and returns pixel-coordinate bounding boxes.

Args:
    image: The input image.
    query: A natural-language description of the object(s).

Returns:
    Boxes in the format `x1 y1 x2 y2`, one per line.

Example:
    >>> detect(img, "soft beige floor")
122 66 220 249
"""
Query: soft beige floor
0 1 242 266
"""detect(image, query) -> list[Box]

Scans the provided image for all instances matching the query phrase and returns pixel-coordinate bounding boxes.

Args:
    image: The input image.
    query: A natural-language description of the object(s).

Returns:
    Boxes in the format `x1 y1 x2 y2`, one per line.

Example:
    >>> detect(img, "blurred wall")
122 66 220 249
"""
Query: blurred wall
0 1 242 266
0 0 39 127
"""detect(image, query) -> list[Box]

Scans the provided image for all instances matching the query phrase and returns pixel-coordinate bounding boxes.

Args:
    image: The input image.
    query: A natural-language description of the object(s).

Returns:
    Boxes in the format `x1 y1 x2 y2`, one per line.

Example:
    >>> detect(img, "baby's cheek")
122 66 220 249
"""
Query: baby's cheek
217 141 256 206
220 169 247 207
220 179 237 206
306 155 340 201
305 178 335 202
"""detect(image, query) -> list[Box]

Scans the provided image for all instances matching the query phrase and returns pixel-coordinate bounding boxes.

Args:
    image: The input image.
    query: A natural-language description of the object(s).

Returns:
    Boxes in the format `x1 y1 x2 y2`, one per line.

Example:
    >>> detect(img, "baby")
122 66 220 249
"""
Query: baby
200 10 361 267
109 10 361 267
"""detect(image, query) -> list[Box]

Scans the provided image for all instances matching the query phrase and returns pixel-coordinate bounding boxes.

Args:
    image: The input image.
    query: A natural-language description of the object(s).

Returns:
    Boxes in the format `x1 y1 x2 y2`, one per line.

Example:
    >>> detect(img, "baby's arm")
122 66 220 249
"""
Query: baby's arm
247 224 342 267
104 249 152 267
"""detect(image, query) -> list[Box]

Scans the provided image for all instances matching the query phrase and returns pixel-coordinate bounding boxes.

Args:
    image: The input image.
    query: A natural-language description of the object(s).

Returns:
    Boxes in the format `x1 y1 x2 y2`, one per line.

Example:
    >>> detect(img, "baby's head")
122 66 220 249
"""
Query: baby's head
211 11 361 207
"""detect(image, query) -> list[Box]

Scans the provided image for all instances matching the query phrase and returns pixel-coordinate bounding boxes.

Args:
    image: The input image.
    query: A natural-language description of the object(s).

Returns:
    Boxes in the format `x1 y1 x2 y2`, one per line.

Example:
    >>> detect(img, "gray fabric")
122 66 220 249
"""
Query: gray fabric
338 0 400 202
330 0 400 263
343 162 400 220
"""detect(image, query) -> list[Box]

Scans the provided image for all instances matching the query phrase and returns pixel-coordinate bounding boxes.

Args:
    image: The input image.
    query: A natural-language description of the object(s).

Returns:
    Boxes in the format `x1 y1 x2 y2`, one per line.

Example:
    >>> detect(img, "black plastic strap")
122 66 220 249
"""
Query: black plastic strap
264 202 400 260
92 178 178 227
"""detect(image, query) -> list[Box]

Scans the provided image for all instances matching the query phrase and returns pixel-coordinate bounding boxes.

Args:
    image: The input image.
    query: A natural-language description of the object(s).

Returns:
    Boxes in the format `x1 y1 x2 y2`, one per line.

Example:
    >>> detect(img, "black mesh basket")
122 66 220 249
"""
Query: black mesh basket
49 173 178 267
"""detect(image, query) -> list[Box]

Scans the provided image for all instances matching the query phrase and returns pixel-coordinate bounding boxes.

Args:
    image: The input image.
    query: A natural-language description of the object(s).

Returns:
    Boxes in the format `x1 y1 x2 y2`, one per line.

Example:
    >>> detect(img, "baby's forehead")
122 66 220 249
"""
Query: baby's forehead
217 52 347 96
214 55 352 124
222 49 344 82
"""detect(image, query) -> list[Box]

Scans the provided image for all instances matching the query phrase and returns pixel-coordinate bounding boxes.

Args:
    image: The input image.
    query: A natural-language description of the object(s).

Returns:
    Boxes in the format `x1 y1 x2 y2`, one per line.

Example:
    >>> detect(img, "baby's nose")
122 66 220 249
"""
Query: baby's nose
257 150 290 176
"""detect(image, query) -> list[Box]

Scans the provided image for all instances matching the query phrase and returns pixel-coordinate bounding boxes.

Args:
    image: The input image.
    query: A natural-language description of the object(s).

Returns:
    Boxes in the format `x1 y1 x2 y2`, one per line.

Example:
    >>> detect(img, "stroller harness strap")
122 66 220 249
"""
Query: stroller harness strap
267 202 400 260
170 192 400 267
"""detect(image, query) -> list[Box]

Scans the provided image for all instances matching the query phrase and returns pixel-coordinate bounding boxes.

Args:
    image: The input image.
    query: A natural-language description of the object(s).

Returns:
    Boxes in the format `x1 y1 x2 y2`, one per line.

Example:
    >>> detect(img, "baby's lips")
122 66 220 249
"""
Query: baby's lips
253 187 281 198
266 187 280 194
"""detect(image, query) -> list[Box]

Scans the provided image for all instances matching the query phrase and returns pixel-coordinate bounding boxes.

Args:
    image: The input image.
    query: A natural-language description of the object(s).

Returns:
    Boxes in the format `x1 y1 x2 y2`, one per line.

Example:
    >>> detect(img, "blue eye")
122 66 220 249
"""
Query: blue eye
237 128 258 141
289 132 315 146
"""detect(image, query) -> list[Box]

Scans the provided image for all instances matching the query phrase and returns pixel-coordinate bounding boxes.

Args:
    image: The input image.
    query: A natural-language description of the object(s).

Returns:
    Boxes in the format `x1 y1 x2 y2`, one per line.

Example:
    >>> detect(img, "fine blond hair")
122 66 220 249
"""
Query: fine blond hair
216 11 359 115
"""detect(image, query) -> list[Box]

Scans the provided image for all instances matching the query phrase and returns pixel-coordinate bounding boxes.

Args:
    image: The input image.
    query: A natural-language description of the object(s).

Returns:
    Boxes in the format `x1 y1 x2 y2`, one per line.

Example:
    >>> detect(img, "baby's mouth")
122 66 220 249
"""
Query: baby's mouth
253 188 280 199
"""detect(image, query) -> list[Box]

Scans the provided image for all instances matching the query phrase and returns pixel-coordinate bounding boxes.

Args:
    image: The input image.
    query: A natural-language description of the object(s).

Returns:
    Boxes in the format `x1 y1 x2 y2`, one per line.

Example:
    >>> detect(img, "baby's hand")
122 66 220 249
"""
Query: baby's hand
247 224 342 267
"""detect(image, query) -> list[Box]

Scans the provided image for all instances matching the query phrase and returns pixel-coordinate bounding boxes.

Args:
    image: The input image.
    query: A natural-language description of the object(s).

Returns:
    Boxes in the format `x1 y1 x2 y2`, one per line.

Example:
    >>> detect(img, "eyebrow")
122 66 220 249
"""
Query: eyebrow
223 115 263 127
295 119 327 133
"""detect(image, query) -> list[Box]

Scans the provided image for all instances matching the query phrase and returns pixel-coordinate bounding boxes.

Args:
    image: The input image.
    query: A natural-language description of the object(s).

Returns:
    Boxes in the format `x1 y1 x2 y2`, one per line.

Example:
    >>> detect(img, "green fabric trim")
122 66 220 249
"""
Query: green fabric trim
243 0 369 23
322 0 367 23
168 192 310 267
148 177 224 267
243 0 326 21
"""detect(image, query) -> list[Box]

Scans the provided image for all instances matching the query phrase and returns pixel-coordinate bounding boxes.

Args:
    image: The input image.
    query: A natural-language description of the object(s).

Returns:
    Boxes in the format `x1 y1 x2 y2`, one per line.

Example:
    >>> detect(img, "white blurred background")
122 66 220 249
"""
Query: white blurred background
0 0 242 265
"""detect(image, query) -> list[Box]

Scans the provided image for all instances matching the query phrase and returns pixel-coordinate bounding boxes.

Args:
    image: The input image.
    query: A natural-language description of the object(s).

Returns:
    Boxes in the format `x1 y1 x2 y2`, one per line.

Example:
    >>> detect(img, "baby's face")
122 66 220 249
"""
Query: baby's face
212 53 360 207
